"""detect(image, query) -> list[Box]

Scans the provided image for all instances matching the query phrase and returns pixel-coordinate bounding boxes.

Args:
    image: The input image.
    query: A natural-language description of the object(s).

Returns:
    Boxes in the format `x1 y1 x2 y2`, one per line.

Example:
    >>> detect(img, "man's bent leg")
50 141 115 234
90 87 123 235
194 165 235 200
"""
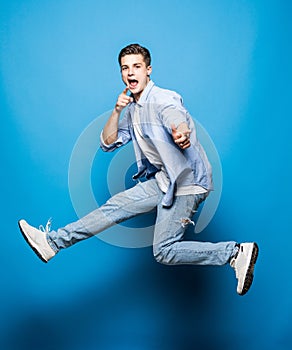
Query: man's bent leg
48 179 163 252
153 193 237 266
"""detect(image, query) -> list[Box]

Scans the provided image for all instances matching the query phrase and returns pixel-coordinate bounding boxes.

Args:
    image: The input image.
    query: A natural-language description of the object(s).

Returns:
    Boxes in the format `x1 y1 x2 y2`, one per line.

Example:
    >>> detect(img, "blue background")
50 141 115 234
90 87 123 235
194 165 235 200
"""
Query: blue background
1 0 291 349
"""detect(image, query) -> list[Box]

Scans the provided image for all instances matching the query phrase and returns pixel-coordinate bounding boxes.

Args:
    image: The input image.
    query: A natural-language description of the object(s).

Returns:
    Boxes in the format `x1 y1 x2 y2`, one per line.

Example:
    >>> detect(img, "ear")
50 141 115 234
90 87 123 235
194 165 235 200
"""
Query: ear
147 65 152 76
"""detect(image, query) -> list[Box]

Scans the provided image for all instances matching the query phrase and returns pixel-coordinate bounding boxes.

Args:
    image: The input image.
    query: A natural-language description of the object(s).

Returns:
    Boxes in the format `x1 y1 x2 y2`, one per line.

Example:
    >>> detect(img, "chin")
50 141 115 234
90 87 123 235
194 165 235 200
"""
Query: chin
131 88 141 96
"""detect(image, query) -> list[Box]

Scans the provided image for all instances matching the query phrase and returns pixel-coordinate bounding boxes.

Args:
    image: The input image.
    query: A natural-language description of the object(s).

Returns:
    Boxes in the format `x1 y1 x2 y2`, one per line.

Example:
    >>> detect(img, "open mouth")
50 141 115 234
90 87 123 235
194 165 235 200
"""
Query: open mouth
128 79 138 89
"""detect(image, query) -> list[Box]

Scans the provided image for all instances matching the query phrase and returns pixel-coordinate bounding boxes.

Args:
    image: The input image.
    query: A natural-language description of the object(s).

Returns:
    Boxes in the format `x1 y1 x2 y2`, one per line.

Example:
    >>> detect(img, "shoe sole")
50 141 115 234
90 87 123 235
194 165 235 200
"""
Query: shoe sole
18 220 48 263
239 243 259 295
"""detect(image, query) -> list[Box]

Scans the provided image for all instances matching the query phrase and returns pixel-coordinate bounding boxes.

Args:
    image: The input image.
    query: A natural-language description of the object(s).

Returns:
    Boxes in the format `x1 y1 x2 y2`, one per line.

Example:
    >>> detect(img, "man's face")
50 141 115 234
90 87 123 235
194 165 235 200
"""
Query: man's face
120 54 152 101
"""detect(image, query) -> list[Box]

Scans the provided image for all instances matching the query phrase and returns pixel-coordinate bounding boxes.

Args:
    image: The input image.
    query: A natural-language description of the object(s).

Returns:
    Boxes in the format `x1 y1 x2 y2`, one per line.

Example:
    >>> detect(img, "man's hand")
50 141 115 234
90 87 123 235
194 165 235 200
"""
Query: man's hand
171 123 191 149
115 87 134 113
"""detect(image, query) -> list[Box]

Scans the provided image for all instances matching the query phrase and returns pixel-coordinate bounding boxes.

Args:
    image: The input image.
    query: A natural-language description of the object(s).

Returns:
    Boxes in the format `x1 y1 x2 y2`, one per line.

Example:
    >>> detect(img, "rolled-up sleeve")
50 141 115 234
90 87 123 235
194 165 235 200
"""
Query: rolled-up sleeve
159 93 191 132
100 111 132 152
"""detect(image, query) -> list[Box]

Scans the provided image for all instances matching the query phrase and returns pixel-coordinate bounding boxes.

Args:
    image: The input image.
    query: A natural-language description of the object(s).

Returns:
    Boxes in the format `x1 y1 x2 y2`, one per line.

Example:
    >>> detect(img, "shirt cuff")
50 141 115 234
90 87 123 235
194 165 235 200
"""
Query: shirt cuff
100 131 124 151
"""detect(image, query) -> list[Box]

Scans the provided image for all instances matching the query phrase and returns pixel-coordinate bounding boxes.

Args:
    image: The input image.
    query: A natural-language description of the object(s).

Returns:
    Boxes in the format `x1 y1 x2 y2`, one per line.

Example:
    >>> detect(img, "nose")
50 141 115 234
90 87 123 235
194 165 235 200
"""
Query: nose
128 66 134 76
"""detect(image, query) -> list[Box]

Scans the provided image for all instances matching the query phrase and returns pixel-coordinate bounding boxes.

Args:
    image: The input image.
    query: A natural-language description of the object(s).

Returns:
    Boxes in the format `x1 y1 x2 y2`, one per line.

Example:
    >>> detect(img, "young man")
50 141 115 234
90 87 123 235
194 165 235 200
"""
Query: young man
19 44 258 296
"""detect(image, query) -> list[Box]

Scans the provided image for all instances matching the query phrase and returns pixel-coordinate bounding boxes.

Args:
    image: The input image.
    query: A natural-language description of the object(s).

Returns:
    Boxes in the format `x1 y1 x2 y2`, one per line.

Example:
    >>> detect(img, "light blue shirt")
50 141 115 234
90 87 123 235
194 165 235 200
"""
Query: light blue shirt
101 81 213 207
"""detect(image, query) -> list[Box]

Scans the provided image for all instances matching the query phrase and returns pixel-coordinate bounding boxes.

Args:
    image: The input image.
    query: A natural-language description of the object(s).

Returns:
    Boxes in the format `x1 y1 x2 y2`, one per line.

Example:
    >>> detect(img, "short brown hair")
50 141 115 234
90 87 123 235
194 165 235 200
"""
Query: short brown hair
118 43 151 67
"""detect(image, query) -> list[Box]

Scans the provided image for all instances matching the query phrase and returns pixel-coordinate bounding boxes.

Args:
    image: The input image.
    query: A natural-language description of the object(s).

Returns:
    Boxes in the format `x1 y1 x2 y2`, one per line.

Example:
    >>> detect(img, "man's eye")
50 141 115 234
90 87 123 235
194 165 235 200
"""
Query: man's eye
122 67 128 71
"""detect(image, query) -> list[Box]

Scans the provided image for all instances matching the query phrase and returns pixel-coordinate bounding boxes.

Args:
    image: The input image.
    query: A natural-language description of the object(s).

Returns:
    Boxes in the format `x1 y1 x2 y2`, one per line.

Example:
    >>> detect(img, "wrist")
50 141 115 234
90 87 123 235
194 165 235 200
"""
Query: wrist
113 106 122 115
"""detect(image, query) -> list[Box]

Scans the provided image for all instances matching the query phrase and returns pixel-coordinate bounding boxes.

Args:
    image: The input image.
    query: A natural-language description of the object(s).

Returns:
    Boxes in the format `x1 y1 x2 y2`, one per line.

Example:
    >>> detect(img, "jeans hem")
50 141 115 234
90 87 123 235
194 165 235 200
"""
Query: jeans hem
46 234 60 253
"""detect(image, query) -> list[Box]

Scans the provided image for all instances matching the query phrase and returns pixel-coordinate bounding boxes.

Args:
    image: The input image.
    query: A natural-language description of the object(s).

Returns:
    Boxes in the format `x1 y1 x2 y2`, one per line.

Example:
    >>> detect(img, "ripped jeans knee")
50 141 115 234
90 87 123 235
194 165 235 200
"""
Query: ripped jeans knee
179 217 195 228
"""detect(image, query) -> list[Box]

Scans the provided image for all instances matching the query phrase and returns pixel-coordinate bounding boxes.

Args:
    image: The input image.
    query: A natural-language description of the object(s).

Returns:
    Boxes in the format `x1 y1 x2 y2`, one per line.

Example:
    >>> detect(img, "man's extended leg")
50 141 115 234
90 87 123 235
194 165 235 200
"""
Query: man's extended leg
19 179 163 262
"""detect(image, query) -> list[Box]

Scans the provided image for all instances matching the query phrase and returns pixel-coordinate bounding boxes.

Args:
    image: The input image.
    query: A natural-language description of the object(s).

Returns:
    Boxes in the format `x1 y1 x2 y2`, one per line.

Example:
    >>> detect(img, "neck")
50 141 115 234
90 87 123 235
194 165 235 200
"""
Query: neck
134 77 150 102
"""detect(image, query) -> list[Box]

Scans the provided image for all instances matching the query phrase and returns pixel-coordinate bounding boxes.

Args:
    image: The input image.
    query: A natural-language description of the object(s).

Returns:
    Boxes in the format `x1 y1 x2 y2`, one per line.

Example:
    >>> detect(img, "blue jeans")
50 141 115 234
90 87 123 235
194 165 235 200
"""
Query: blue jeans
47 179 237 265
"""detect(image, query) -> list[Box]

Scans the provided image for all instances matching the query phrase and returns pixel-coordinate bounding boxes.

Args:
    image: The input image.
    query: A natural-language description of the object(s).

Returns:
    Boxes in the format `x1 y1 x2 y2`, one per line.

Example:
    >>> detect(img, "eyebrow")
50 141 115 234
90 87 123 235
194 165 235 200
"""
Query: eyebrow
121 62 143 68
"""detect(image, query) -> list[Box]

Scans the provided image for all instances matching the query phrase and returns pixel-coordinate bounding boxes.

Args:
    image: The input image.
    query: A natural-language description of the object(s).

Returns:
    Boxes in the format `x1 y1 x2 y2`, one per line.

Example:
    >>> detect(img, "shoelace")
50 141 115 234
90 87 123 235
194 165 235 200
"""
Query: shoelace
39 218 52 233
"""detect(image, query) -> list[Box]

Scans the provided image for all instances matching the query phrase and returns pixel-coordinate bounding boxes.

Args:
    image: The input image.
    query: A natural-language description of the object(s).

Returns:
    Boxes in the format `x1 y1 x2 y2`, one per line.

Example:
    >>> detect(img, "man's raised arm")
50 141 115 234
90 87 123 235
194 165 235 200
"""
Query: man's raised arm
102 88 133 145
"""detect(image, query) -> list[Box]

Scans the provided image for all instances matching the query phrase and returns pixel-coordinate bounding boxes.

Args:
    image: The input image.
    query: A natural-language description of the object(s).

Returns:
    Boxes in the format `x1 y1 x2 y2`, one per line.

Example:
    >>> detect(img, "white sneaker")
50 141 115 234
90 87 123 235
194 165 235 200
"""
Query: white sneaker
230 242 259 295
18 219 56 263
